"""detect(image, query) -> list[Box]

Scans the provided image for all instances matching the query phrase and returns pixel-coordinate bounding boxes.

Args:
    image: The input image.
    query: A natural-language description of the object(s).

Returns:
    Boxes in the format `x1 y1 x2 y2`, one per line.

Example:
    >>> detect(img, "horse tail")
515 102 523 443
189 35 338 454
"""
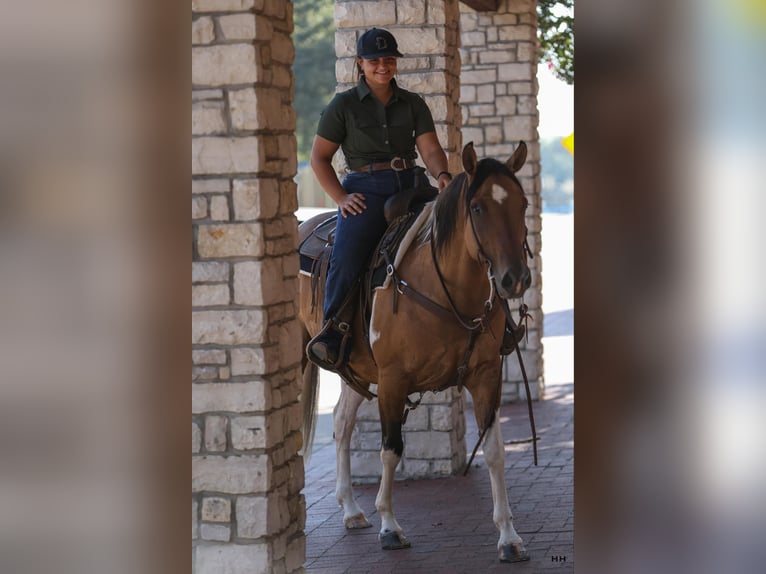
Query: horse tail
301 328 320 464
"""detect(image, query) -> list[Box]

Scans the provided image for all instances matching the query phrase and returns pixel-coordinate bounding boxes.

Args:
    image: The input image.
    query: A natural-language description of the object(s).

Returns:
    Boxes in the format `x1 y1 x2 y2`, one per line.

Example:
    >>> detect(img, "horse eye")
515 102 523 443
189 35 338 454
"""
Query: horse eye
471 203 481 215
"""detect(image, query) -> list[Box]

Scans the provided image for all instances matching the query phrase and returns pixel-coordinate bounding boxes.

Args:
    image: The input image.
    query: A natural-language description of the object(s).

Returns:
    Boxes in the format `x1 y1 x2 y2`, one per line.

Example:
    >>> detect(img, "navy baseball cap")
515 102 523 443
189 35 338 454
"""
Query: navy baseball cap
356 28 403 59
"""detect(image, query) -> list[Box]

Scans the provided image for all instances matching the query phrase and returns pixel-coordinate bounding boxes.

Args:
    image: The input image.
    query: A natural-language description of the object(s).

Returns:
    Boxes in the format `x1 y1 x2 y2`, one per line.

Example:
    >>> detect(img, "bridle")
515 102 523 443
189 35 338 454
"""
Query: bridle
429 175 496 332
382 167 538 466
432 172 539 469
431 173 532 333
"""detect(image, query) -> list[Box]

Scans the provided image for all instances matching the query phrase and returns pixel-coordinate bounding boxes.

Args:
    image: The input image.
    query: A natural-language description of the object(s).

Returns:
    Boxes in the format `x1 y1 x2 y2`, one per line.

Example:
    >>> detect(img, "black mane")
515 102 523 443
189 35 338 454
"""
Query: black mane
430 158 520 255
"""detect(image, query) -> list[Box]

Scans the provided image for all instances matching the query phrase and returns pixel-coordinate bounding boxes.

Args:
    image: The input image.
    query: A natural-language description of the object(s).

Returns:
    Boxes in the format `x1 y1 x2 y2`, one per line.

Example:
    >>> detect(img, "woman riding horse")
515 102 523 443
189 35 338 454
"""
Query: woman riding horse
305 27 454 372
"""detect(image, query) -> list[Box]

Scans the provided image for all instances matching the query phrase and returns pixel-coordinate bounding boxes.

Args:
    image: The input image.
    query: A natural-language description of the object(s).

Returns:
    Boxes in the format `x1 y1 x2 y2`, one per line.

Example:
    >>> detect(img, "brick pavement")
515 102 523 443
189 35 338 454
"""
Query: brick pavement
303 380 573 573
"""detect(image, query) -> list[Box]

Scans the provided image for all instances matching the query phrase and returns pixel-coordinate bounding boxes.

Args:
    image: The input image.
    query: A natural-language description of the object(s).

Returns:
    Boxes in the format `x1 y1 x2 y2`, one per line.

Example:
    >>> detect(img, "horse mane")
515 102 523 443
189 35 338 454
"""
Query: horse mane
426 158 521 256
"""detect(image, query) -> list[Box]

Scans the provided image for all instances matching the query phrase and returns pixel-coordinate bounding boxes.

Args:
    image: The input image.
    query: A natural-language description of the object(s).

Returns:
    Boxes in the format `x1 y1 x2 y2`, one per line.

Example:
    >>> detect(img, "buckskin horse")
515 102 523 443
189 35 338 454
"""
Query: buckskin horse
298 142 532 562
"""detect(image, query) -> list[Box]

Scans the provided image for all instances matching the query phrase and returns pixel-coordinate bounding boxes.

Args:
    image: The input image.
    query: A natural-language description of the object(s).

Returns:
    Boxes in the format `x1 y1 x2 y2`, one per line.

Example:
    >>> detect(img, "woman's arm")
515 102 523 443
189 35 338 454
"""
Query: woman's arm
415 131 451 191
310 135 367 218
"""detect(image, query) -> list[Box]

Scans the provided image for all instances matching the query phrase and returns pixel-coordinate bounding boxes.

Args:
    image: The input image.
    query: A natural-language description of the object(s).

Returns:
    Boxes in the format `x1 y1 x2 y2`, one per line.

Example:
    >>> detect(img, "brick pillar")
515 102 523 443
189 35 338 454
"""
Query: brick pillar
334 0 467 481
459 0 544 403
192 1 305 573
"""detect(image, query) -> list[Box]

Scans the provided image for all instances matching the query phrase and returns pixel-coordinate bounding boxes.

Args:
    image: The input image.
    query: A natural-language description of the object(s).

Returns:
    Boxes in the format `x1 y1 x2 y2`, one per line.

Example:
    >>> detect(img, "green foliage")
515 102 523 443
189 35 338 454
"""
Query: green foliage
537 0 574 84
292 0 574 165
293 0 336 162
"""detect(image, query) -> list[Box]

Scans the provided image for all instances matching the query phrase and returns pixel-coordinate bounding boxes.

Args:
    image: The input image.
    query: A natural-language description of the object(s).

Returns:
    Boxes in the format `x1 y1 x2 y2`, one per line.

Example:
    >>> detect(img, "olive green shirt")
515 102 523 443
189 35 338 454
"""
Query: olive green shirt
316 77 436 171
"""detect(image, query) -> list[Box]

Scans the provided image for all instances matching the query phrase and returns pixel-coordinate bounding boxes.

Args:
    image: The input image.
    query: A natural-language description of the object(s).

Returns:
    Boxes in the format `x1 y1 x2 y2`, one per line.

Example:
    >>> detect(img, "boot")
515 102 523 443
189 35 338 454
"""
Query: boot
306 320 352 372
306 282 360 372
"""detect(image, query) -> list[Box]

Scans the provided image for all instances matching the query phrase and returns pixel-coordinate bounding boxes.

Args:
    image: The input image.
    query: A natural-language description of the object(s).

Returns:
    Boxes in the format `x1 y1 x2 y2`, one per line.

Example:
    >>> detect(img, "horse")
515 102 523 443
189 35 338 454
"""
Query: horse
298 141 532 562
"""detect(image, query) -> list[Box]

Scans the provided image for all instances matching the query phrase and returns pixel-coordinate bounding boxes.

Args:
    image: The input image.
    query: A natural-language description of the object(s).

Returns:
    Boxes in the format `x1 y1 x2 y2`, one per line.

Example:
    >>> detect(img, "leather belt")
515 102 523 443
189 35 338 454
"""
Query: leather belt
352 157 416 172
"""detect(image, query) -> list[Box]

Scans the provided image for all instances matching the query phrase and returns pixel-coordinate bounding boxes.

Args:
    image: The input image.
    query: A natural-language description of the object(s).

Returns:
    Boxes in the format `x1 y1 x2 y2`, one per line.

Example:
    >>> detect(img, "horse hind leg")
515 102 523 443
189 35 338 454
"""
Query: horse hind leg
334 383 371 529
483 411 530 562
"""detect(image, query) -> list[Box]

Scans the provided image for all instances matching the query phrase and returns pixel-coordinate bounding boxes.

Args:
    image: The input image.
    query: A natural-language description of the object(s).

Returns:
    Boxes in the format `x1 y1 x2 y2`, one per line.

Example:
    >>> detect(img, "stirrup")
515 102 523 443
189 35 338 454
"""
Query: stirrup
306 321 352 373
306 339 339 371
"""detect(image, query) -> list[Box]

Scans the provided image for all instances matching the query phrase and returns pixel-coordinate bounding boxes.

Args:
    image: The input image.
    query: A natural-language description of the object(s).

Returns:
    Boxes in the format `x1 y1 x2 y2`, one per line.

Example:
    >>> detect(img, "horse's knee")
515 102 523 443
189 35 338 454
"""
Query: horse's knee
381 431 403 457
483 422 505 467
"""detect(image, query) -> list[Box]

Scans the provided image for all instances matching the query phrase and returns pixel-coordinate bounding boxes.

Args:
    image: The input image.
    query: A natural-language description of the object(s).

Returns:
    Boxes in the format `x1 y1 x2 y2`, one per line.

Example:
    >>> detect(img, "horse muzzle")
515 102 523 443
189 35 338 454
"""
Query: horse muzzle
497 265 531 299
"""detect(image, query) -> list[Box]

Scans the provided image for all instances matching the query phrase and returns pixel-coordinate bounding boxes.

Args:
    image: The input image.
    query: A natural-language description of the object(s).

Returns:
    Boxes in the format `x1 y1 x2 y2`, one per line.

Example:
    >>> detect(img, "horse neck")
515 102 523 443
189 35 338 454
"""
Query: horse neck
432 210 491 316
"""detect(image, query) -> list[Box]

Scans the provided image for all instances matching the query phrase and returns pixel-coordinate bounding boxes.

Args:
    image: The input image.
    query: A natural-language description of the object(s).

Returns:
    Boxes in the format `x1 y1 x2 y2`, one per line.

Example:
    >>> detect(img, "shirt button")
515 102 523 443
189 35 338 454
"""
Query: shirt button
385 140 389 144
383 124 387 128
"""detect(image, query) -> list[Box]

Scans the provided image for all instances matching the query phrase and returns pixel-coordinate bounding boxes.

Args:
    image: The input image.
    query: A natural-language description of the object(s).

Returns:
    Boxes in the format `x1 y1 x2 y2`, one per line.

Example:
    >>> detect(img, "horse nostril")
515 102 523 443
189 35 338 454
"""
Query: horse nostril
522 267 531 289
501 272 514 292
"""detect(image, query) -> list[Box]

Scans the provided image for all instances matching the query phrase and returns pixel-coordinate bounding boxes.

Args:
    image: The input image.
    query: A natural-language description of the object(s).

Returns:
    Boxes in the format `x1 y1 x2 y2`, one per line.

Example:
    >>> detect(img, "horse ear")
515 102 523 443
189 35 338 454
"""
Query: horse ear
507 141 527 173
462 142 478 177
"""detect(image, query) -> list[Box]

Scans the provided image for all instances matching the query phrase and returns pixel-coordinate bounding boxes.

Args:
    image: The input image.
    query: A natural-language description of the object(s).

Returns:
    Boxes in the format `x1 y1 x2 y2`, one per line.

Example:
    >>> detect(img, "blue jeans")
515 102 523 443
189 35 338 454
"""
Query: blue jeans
323 168 416 322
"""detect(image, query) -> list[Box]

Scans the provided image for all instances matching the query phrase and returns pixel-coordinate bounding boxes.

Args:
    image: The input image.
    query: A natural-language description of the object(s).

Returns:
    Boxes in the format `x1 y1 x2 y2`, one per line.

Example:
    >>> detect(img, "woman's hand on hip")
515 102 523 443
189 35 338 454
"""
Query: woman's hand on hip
339 192 366 218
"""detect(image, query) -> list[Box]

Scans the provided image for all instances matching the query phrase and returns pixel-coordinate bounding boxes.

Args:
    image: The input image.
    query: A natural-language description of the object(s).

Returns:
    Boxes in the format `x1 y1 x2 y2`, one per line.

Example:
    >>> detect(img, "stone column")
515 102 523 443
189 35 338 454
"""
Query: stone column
459 0 544 402
334 0 467 481
192 1 305 572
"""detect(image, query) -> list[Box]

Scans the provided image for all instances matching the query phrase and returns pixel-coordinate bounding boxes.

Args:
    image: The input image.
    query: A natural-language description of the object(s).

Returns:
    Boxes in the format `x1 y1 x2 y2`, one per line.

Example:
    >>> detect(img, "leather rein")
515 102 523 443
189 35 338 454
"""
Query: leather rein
384 174 539 468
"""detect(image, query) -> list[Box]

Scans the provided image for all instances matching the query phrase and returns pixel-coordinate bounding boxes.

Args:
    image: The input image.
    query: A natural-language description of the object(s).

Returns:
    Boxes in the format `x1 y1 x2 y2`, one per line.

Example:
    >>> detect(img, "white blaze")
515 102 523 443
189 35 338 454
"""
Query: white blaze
492 184 508 204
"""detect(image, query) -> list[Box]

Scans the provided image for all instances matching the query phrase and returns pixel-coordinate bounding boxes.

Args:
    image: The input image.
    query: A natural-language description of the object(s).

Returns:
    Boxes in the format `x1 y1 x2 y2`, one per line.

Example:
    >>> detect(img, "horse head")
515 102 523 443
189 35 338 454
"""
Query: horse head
460 141 531 300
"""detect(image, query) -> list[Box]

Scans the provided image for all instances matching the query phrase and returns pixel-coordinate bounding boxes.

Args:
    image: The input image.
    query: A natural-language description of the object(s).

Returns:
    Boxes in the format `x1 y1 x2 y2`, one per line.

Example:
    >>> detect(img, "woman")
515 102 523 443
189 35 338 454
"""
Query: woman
306 27 453 372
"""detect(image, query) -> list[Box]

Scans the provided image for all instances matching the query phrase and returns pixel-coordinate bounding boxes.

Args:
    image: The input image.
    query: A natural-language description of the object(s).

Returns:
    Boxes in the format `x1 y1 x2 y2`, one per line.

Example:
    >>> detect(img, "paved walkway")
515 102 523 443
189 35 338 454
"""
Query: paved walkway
304 379 573 573
303 214 573 572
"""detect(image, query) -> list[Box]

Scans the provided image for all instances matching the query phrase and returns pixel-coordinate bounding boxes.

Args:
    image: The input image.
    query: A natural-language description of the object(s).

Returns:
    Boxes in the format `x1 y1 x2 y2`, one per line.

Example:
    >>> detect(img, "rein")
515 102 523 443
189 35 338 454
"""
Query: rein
462 173 539 470
429 236 496 333
384 170 538 468
428 175 496 335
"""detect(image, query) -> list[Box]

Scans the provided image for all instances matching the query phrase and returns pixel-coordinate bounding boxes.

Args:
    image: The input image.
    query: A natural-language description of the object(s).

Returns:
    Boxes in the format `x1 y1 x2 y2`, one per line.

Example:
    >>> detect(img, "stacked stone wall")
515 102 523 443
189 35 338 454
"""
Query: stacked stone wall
460 0 544 402
333 0 467 482
192 1 305 572
334 0 464 176
350 389 467 482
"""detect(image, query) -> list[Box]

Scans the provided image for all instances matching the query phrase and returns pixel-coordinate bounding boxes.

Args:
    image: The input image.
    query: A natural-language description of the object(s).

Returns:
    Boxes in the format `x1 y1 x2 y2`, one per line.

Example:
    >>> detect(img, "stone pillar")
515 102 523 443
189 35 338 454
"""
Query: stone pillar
192 1 305 573
334 0 463 177
334 0 467 481
459 0 544 402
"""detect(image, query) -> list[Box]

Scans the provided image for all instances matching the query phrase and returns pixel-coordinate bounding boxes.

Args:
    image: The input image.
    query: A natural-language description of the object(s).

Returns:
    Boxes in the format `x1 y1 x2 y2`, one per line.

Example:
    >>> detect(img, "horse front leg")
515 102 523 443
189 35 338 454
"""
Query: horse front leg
375 387 410 550
484 411 530 562
334 383 371 529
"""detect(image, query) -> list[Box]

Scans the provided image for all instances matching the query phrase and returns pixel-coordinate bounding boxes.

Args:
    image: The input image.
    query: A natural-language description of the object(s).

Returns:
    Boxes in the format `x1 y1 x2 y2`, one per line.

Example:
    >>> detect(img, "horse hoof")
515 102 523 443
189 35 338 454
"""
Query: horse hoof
344 513 372 529
380 530 411 550
499 542 530 562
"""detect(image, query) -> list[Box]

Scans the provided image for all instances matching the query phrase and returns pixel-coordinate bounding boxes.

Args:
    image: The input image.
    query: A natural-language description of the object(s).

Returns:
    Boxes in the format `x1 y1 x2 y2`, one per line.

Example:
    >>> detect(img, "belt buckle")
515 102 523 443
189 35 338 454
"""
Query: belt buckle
390 156 406 172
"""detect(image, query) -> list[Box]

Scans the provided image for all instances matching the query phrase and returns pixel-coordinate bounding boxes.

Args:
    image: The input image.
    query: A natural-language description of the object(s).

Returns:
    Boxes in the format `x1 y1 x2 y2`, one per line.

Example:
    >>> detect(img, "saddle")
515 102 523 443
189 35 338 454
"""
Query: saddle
298 171 439 343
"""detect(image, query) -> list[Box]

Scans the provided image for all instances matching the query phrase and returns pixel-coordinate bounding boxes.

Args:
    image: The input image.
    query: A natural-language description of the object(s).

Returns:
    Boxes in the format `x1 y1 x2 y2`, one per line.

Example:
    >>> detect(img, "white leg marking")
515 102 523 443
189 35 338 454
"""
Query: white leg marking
375 448 404 536
484 414 523 548
492 184 508 205
334 385 368 527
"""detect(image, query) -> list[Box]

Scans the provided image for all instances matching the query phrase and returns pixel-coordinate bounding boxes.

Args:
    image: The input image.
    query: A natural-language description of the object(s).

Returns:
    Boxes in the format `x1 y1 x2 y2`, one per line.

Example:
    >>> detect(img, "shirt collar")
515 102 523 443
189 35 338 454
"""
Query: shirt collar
355 76 400 102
